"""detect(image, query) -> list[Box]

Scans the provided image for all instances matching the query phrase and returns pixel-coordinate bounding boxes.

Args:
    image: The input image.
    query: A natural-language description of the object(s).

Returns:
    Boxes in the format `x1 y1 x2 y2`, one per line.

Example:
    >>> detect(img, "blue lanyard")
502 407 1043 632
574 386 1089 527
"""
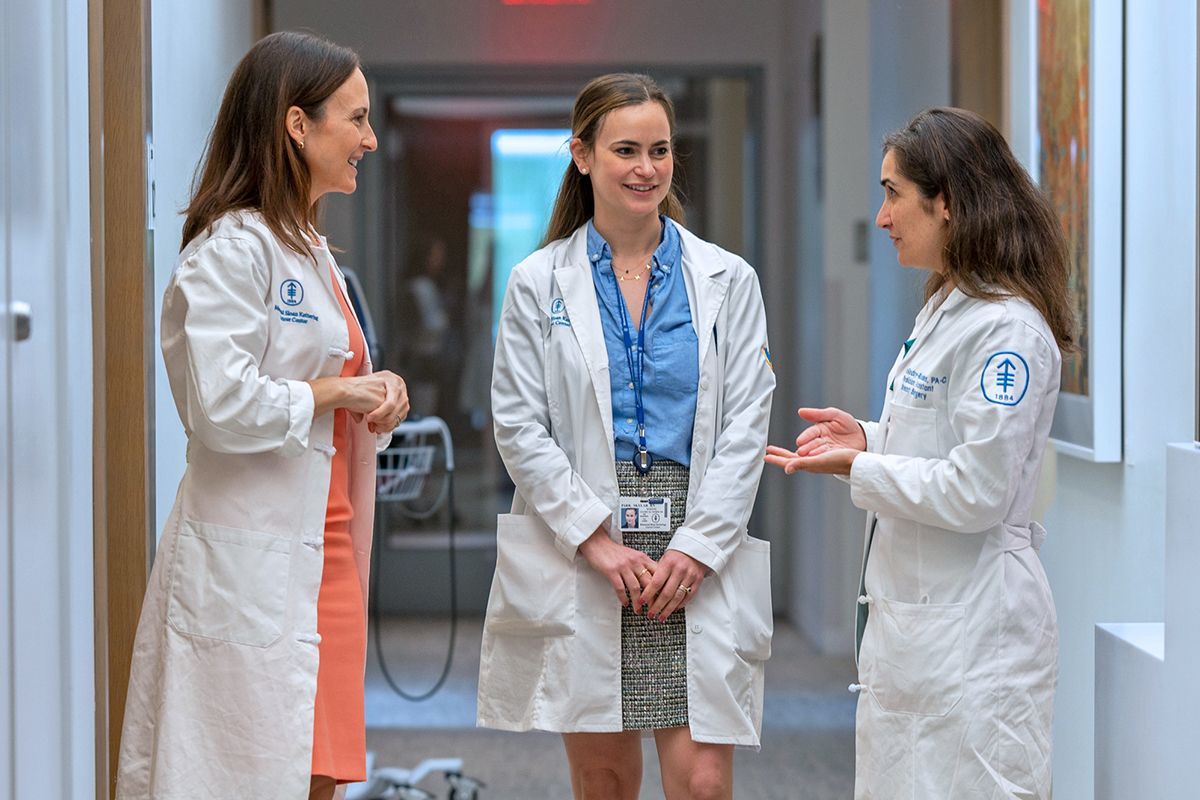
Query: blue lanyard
611 262 654 473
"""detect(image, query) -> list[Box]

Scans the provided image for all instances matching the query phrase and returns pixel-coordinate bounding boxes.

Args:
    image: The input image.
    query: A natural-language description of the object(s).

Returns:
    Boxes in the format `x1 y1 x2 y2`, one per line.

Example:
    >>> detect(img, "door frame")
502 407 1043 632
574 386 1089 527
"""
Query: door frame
89 0 154 796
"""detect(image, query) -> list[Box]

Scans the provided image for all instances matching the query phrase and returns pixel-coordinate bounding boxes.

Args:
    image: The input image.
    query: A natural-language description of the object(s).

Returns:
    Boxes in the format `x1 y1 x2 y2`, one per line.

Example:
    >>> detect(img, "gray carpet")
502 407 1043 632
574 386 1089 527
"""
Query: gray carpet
363 617 856 799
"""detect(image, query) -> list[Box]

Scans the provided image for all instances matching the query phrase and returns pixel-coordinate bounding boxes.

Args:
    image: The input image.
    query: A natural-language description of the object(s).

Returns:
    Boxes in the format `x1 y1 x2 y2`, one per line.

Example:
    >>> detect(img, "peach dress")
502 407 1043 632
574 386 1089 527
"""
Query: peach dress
311 263 368 783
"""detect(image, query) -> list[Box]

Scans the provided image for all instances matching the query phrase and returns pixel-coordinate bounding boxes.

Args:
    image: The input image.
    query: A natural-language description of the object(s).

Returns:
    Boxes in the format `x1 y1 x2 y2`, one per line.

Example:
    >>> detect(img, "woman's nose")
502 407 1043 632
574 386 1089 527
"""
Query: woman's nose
875 203 889 229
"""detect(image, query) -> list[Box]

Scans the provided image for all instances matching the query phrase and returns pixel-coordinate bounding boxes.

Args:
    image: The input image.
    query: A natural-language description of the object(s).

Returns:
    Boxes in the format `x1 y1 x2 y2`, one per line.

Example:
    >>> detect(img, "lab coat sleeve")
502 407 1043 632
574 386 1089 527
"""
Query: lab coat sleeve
849 316 1058 533
166 236 313 457
860 420 879 452
669 263 775 572
491 262 611 561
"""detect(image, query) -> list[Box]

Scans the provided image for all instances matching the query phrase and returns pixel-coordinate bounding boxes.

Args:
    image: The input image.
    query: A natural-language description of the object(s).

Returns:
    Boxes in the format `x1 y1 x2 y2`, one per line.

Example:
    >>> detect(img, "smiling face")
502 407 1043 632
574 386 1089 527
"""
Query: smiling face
571 101 673 228
876 150 949 273
292 68 377 205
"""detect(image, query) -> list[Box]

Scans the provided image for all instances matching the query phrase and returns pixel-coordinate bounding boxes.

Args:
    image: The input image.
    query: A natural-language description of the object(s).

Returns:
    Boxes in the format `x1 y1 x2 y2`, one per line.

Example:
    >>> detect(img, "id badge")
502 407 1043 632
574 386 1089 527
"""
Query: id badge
618 496 671 532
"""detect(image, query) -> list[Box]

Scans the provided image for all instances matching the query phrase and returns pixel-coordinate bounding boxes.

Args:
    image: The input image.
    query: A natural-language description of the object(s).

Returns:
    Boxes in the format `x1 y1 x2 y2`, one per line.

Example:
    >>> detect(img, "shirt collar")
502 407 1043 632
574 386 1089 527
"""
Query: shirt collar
586 217 679 274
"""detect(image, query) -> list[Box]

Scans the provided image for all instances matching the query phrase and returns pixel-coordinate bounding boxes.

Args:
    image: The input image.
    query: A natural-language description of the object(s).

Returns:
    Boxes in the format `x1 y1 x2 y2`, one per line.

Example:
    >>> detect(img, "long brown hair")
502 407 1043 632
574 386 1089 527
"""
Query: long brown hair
181 31 361 256
883 107 1077 352
542 73 685 247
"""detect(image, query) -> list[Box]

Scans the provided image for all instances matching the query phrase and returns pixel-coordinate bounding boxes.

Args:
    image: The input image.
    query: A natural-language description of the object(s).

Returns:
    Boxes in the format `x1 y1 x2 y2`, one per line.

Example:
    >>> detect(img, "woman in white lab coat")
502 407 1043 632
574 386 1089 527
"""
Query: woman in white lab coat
478 74 775 800
116 33 408 800
767 108 1075 799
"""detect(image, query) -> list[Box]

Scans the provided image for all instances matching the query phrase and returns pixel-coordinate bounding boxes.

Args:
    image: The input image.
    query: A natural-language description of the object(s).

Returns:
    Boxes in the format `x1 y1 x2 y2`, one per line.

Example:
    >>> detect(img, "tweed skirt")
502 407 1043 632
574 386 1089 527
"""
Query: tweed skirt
616 458 690 731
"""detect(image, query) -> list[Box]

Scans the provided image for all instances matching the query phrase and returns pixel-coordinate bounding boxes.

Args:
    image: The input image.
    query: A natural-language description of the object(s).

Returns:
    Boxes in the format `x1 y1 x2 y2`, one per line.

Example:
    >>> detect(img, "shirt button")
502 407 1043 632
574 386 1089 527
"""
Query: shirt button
691 622 703 634
628 382 634 389
627 418 634 424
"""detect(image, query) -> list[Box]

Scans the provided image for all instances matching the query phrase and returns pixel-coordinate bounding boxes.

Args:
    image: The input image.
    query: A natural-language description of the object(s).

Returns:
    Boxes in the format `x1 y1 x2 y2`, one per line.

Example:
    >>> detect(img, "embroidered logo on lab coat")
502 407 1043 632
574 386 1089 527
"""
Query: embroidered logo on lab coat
550 298 571 328
280 279 304 306
981 351 1029 405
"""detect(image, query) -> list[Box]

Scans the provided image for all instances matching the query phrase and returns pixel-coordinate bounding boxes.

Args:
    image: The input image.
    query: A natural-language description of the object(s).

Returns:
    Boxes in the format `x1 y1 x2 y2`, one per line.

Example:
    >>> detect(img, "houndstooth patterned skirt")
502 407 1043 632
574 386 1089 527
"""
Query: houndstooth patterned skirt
616 458 690 731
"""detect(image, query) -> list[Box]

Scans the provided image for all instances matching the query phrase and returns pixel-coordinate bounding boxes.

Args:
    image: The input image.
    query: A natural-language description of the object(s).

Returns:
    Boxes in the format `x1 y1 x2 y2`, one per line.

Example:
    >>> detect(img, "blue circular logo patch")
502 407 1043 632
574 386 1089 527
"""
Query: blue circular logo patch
551 298 565 315
980 351 1029 405
280 279 304 306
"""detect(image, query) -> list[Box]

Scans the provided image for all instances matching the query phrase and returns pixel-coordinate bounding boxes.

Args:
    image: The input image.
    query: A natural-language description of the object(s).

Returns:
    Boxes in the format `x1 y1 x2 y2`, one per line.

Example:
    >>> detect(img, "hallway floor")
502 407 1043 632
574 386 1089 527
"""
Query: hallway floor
363 617 857 799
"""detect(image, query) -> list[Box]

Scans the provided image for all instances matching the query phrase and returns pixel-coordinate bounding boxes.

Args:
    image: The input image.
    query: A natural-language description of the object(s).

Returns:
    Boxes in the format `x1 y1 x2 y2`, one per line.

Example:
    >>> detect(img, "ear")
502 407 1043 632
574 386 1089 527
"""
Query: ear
935 192 950 222
285 106 308 147
569 138 590 175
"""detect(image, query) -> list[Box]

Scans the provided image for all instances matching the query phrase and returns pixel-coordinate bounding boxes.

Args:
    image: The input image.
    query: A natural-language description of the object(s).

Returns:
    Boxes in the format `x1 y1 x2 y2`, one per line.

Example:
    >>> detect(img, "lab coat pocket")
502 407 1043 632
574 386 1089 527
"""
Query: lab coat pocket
485 513 576 637
724 536 773 661
860 595 965 716
883 402 941 459
166 520 291 647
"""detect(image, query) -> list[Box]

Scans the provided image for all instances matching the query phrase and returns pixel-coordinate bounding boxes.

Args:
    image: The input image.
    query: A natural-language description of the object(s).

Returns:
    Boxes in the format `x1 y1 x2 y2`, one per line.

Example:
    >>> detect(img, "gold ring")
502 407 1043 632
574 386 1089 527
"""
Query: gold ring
677 584 692 594
637 568 649 578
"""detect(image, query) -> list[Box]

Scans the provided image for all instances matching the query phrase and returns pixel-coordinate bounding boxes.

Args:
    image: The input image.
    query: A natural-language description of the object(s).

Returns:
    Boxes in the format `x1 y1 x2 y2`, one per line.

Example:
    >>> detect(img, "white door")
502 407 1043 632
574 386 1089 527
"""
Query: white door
2 0 95 797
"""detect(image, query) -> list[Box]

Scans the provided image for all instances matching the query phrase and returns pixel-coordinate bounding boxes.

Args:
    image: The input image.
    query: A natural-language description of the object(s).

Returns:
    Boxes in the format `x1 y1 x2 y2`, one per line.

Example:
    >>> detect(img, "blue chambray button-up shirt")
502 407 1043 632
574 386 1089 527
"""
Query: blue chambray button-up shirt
587 217 699 467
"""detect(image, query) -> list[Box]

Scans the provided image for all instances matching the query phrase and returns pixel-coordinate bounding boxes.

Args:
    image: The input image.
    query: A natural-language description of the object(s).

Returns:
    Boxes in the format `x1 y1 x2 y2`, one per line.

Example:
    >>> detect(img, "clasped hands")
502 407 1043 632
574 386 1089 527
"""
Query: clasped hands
764 407 866 476
307 370 410 433
577 529 706 620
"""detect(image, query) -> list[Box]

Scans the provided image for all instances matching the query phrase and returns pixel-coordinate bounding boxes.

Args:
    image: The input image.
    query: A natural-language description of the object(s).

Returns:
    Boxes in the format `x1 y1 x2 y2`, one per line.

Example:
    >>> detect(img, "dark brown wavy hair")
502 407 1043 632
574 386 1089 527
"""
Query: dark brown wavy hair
542 73 685 247
883 107 1077 352
180 31 361 256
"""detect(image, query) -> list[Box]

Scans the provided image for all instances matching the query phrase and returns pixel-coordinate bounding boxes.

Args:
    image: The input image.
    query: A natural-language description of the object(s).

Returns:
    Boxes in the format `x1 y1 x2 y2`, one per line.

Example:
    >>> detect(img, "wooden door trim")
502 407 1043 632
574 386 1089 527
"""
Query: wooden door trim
90 0 154 796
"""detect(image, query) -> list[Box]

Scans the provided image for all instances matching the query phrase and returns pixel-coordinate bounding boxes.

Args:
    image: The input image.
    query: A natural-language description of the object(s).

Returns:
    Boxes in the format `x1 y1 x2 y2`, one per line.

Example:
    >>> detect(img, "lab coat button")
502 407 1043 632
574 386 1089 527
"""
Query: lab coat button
700 377 709 390
695 441 707 454
691 622 703 634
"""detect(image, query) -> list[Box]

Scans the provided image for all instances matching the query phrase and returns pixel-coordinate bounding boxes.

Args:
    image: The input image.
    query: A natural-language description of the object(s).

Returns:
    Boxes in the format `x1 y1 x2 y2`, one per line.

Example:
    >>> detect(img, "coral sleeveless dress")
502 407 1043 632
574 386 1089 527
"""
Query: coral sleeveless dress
311 263 368 783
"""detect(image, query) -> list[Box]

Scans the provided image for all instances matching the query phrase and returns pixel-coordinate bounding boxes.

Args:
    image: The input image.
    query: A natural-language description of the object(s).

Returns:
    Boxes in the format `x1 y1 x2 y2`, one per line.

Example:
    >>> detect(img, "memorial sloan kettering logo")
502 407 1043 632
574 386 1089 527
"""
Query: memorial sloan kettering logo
981 351 1029 405
274 279 319 325
550 297 571 328
280 279 304 306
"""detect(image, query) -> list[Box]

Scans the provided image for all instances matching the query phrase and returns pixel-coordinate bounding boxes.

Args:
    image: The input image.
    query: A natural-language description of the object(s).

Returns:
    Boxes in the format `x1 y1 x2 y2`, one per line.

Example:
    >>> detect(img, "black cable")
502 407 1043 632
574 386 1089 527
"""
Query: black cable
371 461 457 702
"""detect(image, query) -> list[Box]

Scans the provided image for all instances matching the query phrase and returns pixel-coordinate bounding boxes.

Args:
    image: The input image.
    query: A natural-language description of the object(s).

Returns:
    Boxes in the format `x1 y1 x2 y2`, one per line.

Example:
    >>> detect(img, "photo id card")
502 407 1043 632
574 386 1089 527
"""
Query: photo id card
619 496 671 532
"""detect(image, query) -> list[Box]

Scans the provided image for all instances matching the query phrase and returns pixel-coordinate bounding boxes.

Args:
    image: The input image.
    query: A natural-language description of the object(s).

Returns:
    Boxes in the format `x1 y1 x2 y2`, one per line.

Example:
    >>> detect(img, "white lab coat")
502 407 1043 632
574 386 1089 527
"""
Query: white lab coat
116 211 389 800
849 286 1059 799
477 221 776 746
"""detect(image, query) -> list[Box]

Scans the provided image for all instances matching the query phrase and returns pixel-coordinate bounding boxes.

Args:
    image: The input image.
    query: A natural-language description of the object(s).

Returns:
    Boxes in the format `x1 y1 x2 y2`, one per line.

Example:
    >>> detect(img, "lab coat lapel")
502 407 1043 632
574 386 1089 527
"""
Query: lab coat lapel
677 226 728 371
553 229 615 449
875 286 964 454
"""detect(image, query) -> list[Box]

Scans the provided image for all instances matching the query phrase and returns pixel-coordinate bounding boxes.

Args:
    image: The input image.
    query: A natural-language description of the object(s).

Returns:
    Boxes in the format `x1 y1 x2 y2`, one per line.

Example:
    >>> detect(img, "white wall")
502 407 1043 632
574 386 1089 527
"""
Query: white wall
151 0 257 536
1037 2 1196 798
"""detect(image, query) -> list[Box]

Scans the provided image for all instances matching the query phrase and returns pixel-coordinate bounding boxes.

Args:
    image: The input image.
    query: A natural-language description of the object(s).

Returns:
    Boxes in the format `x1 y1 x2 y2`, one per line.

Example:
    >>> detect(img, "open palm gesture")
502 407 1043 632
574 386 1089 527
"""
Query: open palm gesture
764 407 866 476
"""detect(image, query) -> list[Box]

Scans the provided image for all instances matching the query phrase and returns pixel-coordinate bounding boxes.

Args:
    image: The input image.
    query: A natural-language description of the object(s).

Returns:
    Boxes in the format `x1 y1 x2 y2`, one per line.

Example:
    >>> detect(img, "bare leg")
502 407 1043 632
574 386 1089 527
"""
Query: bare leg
309 774 337 800
562 730 644 800
653 727 733 800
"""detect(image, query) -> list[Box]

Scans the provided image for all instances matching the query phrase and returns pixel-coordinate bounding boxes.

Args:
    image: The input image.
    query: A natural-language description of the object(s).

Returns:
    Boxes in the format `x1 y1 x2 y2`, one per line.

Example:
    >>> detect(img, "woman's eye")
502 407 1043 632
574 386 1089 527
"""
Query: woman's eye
616 147 634 156
653 147 670 157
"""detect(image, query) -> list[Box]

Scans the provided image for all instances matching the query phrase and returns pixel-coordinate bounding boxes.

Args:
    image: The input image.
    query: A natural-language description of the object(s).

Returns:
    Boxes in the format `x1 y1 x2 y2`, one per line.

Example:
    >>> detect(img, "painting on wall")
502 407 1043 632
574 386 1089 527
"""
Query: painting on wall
1035 0 1122 461
1037 0 1089 396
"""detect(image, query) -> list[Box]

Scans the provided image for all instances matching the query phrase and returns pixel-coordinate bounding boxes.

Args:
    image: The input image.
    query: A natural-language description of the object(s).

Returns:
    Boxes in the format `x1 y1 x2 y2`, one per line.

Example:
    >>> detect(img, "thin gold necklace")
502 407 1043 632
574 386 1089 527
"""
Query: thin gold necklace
617 262 652 282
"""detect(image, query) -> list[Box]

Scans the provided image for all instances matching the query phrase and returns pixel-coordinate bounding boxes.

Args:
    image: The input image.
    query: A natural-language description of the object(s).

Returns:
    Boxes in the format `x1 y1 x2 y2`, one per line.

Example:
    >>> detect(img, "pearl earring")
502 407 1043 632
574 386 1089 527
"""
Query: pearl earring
580 167 588 175
298 140 305 149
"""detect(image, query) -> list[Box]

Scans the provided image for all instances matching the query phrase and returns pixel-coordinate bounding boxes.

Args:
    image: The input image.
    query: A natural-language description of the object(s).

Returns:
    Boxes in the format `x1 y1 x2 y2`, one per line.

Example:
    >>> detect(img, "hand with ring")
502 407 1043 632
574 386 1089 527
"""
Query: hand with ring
643 549 706 620
577 528 658 613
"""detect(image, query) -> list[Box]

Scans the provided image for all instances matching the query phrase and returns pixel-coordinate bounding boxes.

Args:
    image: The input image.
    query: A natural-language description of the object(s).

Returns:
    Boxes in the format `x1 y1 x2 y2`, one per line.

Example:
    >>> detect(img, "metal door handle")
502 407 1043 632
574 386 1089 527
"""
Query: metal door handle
10 301 30 342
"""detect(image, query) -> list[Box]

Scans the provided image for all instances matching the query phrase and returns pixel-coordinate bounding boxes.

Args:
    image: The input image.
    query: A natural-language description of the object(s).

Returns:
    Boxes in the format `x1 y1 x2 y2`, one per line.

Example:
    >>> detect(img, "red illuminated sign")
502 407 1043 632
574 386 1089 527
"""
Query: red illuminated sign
502 0 591 4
